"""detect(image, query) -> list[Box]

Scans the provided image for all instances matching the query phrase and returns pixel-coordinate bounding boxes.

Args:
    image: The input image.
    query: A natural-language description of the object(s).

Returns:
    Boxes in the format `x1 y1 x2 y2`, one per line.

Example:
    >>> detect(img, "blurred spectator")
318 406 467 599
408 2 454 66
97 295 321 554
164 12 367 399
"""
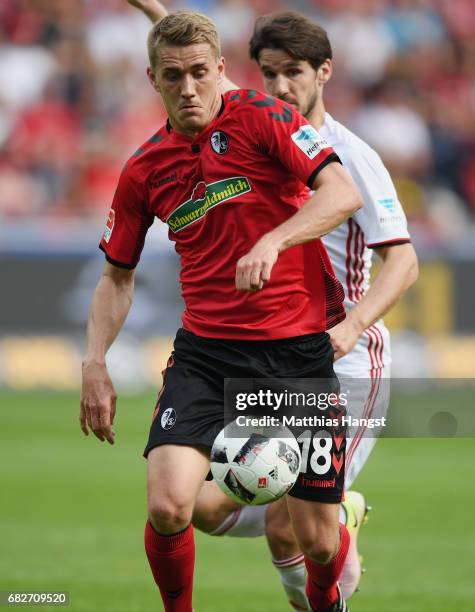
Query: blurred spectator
350 77 432 177
323 0 397 86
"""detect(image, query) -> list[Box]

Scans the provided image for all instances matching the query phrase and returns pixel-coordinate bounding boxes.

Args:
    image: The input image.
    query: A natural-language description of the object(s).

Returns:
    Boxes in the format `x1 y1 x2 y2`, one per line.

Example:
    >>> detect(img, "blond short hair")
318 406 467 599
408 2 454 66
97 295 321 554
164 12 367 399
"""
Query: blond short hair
148 11 221 69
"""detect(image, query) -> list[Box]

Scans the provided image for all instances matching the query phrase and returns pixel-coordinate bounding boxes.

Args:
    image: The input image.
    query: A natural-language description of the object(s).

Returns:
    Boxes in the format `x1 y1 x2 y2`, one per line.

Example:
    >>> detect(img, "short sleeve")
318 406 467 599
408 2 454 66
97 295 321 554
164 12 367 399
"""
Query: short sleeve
251 93 341 187
346 146 411 248
99 162 155 269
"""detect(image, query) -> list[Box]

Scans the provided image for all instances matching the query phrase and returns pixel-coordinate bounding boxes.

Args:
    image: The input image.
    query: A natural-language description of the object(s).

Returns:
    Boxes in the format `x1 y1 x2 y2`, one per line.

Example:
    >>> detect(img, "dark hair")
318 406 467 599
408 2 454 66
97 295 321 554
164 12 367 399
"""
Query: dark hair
249 11 332 70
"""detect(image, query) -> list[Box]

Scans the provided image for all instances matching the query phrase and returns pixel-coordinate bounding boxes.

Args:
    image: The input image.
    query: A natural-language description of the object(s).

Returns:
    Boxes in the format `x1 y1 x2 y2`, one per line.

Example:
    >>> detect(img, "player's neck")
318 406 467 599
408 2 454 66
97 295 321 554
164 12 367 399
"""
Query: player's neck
172 94 223 139
306 100 326 130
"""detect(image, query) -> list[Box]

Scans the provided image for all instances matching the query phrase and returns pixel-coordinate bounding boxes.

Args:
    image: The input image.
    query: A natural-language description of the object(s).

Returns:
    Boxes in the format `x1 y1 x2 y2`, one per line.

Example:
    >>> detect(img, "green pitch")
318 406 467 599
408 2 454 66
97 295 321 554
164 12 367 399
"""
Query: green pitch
0 390 474 611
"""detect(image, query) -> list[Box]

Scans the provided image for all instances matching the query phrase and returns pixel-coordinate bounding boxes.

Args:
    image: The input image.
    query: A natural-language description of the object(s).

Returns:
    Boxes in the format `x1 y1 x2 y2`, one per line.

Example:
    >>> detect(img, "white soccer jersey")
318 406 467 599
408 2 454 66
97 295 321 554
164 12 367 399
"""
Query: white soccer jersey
320 113 411 376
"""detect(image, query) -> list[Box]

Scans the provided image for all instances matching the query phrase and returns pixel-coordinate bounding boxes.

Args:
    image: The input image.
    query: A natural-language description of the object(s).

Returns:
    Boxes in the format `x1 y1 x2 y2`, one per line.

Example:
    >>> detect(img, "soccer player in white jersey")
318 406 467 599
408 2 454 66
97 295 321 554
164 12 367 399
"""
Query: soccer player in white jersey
127 2 419 609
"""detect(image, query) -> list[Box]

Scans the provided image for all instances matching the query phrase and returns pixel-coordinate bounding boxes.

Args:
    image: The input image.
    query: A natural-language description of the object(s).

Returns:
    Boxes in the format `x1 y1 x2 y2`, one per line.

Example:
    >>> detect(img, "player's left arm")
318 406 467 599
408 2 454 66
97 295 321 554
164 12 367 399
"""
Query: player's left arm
329 243 418 360
329 144 418 359
236 157 362 291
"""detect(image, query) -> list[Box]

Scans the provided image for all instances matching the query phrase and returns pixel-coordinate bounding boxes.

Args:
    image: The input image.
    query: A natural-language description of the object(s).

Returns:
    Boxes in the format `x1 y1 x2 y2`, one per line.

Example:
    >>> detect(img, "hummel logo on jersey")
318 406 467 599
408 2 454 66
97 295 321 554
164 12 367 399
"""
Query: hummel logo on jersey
166 177 251 233
291 125 329 160
210 131 229 154
148 171 178 189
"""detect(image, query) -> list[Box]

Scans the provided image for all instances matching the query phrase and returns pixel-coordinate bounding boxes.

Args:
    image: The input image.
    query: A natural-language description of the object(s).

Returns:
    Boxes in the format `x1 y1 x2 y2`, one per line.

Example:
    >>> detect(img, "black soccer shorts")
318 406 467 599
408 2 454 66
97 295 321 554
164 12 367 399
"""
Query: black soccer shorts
144 328 345 503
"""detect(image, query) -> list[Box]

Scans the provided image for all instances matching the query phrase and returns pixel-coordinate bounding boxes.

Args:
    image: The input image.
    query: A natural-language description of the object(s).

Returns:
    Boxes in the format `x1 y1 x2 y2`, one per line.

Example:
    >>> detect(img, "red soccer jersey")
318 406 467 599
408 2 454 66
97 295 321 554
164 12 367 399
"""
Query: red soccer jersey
100 89 345 340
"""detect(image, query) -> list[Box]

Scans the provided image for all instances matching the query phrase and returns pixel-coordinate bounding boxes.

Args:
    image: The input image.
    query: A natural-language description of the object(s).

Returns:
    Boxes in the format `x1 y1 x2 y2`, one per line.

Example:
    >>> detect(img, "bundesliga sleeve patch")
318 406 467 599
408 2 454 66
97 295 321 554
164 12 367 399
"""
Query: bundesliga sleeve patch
103 208 115 243
291 125 330 160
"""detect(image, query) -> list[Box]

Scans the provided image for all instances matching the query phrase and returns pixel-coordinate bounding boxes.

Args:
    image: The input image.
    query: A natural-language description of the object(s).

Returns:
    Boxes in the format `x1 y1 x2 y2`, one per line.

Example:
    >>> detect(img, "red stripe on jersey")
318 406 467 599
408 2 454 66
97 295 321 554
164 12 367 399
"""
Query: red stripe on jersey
356 225 366 301
346 373 381 469
346 376 375 467
352 222 361 301
346 326 382 471
345 219 355 303
365 329 376 371
367 327 382 371
373 325 384 368
347 372 382 468
368 325 384 370
152 354 175 422
346 219 365 304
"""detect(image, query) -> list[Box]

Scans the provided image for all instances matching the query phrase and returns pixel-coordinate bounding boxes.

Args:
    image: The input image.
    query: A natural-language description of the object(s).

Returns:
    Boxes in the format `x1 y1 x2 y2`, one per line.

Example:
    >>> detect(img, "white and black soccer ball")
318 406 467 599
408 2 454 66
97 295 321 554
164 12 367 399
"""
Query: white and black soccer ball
210 426 301 505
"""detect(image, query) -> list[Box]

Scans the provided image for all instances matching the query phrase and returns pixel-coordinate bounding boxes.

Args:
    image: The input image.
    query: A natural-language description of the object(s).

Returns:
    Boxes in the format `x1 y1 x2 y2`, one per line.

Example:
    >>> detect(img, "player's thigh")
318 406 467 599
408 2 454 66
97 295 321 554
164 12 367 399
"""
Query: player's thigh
286 497 340 560
192 480 241 533
147 444 210 515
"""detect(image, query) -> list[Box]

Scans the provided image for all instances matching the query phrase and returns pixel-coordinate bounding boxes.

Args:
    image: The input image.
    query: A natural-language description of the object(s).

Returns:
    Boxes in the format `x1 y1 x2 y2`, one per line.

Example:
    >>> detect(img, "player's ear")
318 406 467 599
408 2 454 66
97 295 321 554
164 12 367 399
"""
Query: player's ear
317 59 332 85
217 56 225 83
147 66 161 93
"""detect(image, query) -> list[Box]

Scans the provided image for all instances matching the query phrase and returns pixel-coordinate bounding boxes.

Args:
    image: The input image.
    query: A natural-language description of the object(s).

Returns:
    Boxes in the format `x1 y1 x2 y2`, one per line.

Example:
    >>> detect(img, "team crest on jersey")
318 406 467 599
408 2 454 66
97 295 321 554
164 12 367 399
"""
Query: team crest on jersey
103 208 115 243
210 131 229 155
291 125 329 160
161 407 176 430
166 176 251 233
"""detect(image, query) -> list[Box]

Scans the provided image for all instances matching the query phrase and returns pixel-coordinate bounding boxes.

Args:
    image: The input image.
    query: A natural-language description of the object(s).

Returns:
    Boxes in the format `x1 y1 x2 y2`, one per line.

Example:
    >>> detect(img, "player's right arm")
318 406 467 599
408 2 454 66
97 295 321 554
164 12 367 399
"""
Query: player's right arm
81 153 154 443
127 0 239 92
80 263 135 444
236 99 362 291
236 161 361 291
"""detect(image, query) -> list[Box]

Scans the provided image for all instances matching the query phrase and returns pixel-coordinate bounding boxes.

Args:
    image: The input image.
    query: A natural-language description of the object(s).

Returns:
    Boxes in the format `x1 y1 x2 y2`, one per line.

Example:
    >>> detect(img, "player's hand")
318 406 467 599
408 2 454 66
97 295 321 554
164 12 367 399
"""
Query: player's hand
126 0 168 21
328 317 363 361
80 359 117 444
235 236 279 291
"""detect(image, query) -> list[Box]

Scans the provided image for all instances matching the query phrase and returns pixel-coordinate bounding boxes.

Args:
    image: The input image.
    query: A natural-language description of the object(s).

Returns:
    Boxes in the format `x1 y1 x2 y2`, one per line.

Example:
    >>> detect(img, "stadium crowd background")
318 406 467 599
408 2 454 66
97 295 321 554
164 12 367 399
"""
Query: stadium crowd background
1 0 475 239
1 0 475 389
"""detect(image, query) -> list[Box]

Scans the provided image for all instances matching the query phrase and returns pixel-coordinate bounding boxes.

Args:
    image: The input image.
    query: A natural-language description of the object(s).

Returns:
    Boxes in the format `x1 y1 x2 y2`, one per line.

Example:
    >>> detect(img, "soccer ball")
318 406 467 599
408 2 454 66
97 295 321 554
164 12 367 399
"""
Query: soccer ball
210 425 301 505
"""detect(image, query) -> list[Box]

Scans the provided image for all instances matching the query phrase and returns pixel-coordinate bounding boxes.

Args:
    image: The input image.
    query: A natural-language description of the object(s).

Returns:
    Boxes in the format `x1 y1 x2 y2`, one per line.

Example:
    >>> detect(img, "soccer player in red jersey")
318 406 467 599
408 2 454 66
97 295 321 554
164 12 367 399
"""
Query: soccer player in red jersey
80 11 362 612
127 3 419 610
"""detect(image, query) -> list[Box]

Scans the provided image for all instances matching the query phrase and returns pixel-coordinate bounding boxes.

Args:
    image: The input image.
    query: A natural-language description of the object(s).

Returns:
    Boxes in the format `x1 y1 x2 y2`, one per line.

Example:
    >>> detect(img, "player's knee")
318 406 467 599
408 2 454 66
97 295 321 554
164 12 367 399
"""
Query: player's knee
148 498 193 534
298 531 338 564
